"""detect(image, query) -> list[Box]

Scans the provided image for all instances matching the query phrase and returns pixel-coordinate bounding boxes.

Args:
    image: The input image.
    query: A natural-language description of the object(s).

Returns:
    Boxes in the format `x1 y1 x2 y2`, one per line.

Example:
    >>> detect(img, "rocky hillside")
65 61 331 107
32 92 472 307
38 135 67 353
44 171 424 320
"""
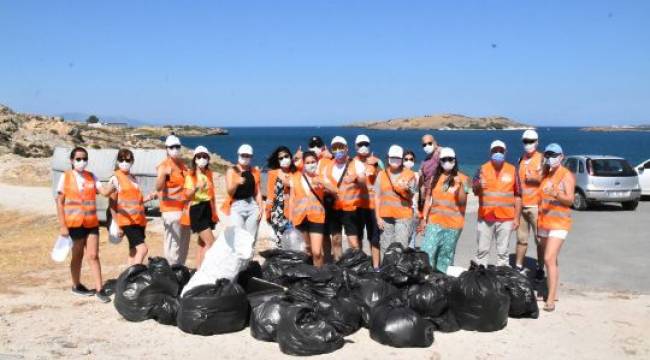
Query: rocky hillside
0 104 231 171
349 113 530 130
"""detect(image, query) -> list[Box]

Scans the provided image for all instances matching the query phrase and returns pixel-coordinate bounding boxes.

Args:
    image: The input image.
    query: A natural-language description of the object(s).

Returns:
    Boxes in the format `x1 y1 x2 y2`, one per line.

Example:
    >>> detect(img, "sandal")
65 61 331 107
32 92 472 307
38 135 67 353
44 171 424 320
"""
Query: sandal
543 303 556 312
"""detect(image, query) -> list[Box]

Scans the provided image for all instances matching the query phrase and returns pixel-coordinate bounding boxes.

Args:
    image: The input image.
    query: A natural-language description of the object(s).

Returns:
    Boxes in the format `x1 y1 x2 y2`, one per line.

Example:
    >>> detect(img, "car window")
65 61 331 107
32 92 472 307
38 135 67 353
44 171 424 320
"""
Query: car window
645 161 650 169
565 158 578 173
578 160 585 173
590 159 637 177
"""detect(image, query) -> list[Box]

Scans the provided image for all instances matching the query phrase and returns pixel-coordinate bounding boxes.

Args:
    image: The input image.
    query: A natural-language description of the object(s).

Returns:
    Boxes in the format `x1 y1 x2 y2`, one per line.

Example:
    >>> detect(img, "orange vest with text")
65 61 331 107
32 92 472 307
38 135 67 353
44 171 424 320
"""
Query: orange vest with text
115 170 147 227
428 173 468 230
325 160 361 212
538 166 573 231
62 170 99 228
290 173 326 225
221 166 261 216
377 168 415 219
180 169 219 226
158 157 188 212
478 161 517 220
518 152 543 207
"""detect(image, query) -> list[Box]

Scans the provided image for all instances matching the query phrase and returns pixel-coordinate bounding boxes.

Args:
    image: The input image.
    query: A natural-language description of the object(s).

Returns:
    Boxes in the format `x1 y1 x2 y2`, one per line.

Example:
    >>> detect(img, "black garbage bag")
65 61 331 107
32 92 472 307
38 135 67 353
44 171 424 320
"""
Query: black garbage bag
290 264 347 299
113 258 181 325
405 282 447 318
494 266 539 319
317 296 362 336
236 261 263 293
260 249 310 284
380 243 433 286
249 289 285 342
277 301 345 356
348 272 399 328
337 248 373 274
102 278 117 296
177 279 249 336
171 264 192 293
419 273 461 333
369 295 435 348
450 264 510 332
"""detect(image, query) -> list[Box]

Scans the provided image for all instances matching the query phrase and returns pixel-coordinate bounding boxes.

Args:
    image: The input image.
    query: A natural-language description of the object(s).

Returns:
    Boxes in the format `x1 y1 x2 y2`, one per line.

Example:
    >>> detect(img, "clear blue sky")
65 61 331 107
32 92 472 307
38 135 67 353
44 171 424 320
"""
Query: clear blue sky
1 1 648 126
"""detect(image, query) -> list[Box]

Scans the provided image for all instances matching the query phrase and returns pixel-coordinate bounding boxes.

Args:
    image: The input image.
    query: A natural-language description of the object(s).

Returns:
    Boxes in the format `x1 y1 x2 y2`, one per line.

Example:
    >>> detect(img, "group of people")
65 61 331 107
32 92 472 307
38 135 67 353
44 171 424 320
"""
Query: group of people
56 130 574 312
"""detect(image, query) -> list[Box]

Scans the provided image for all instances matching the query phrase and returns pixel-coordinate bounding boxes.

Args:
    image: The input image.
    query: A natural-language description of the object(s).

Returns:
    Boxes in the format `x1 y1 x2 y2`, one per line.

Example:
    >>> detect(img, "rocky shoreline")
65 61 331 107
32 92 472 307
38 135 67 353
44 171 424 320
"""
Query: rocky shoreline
348 113 531 131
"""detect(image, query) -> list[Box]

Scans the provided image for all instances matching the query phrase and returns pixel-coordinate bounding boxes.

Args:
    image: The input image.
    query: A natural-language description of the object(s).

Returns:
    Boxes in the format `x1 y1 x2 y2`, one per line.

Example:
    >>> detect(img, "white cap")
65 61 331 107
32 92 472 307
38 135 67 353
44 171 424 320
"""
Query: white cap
193 145 209 156
490 140 507 150
165 135 181 147
355 134 370 145
237 144 253 155
522 129 539 140
439 147 456 159
331 136 347 146
388 145 404 158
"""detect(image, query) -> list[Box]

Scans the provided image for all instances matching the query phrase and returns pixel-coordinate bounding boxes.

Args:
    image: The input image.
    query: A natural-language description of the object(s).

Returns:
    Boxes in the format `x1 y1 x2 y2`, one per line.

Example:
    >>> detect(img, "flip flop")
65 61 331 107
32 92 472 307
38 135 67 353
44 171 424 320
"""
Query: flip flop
543 303 556 312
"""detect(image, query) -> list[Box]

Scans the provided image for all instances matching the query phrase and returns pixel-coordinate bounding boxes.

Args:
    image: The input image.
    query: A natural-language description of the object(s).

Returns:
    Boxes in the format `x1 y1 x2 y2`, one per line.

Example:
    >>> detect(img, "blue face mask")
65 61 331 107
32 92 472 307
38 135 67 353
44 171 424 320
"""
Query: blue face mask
334 150 347 161
491 152 505 164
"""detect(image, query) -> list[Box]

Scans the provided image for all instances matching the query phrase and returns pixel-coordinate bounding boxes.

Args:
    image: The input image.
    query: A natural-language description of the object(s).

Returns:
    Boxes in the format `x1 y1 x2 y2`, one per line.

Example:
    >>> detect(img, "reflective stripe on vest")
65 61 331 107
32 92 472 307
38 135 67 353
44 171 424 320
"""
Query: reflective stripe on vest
539 166 572 231
62 170 99 229
115 170 147 227
325 161 361 212
478 162 517 220
428 173 468 229
377 169 414 219
290 173 325 225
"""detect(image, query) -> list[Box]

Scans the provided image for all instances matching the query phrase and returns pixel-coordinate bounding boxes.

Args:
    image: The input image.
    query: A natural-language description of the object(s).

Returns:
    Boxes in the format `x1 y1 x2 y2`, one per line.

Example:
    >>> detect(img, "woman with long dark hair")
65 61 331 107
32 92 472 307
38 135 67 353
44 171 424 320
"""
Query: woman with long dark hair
265 146 296 240
181 146 219 268
418 147 470 273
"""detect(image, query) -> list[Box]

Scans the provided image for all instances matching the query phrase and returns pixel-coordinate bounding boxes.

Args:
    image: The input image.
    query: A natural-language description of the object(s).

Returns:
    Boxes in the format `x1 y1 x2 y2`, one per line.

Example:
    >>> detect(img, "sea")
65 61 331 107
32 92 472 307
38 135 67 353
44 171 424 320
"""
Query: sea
179 127 650 176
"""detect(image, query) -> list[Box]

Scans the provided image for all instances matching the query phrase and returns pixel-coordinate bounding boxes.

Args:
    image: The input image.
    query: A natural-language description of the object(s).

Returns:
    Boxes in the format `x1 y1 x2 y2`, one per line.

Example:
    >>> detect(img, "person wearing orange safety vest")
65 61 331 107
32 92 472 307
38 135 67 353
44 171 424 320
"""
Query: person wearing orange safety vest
265 146 296 241
515 129 546 280
324 136 365 261
155 135 190 266
472 140 522 267
537 143 575 312
289 151 338 267
181 146 220 269
419 147 470 273
105 149 156 266
223 144 263 239
55 147 111 303
374 145 417 265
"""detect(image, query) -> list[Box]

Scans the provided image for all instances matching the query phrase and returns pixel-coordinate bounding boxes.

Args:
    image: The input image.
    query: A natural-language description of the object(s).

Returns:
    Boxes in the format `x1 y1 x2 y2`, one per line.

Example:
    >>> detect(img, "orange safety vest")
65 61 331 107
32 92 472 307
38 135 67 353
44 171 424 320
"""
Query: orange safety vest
265 169 293 219
355 157 377 210
428 173 468 230
518 151 543 207
62 170 99 228
324 159 361 212
158 157 188 212
180 169 219 226
538 166 573 231
377 168 415 219
290 172 326 225
115 170 147 227
478 161 517 220
221 166 261 216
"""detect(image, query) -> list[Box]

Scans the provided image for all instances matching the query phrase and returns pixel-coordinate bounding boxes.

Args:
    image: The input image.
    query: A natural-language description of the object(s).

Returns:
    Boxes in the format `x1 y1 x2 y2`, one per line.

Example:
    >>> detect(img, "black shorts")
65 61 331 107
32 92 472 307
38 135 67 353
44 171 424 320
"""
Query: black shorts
189 201 216 233
68 227 99 240
328 209 360 237
122 225 146 249
296 220 325 234
357 207 380 245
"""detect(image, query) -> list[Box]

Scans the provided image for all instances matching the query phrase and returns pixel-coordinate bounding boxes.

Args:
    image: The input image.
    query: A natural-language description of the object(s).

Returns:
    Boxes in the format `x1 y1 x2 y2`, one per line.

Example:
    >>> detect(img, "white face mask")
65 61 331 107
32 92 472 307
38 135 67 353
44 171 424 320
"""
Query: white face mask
238 156 251 166
441 160 455 171
196 158 209 168
403 160 415 169
423 144 434 155
357 146 370 156
388 158 403 169
118 161 132 172
279 157 291 168
167 148 181 158
524 143 537 154
305 163 318 174
547 156 561 168
309 147 322 156
73 159 87 172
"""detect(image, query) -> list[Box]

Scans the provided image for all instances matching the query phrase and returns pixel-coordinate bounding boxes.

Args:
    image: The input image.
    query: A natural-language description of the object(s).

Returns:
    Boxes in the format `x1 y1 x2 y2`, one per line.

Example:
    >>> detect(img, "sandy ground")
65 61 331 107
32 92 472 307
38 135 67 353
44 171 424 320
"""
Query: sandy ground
1 179 649 359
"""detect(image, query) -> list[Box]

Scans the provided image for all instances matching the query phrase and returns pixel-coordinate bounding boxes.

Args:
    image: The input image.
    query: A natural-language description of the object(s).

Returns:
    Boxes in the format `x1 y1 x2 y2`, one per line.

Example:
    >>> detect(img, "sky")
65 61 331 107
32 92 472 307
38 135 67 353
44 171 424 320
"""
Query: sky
1 0 649 127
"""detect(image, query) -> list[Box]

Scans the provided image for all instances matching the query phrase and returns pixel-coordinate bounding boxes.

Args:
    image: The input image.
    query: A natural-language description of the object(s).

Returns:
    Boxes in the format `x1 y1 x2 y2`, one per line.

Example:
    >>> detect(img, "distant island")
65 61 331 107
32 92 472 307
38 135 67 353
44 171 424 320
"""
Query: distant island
581 125 650 132
348 113 532 130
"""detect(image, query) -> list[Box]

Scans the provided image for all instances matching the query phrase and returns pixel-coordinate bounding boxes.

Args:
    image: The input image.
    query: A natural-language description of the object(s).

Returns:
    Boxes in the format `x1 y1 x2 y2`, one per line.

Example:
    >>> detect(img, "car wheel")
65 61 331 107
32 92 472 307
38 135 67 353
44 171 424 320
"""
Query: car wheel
573 190 589 210
621 200 639 211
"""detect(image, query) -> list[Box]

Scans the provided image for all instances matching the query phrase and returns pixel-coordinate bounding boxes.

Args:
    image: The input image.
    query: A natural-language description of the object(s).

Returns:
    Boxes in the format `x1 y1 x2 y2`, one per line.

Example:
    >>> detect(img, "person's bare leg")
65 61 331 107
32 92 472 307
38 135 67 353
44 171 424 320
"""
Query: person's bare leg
128 247 136 266
133 244 148 265
544 237 564 309
310 232 324 267
70 238 86 286
331 233 343 261
371 243 380 268
301 230 312 256
347 234 360 250
84 233 103 291
515 213 529 267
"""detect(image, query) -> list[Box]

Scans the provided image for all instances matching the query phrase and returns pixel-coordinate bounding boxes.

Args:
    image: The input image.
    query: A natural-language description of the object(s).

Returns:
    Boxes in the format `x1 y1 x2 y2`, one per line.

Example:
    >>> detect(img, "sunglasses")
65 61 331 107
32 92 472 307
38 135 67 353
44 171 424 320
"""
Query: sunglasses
278 154 291 160
544 152 561 158
167 145 181 150
356 142 370 147
118 158 133 163
240 154 252 158
440 157 456 162
74 157 88 162
332 144 346 150
195 154 210 160
422 142 434 147
522 139 537 144
404 157 415 161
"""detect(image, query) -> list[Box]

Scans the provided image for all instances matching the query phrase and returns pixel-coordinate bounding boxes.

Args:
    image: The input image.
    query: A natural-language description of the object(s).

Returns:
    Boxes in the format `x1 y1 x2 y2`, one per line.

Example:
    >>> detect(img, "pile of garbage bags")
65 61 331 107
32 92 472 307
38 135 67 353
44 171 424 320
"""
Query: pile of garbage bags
112 241 540 356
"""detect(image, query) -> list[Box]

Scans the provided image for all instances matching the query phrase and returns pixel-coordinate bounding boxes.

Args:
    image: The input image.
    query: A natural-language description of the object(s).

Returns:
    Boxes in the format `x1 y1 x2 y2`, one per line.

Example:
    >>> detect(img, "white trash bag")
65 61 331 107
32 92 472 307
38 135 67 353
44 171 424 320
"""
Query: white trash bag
445 265 466 278
280 228 305 252
51 235 73 262
108 220 123 244
181 226 255 297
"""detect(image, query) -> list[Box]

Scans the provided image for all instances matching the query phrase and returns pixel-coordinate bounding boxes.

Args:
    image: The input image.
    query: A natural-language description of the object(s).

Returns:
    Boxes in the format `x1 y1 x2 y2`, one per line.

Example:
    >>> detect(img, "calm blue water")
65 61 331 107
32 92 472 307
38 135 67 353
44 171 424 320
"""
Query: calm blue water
180 127 650 176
